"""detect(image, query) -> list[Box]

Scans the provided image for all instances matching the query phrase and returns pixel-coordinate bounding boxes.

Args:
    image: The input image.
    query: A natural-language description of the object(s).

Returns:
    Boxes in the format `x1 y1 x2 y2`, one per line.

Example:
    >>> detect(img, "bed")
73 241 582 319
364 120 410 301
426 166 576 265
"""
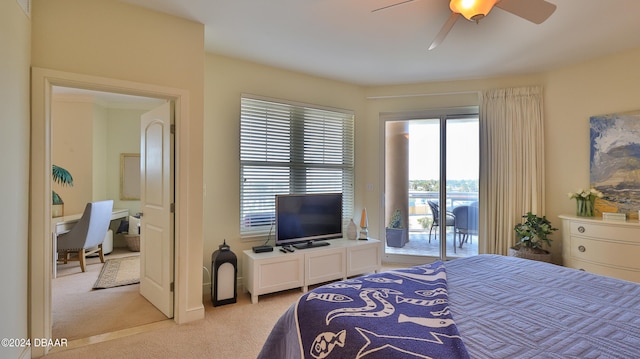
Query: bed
257 254 640 358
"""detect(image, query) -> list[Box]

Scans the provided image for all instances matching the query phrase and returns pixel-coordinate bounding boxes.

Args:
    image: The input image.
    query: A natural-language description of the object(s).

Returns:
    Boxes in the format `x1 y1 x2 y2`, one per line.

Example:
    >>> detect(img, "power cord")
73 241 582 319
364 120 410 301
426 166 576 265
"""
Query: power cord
262 222 274 246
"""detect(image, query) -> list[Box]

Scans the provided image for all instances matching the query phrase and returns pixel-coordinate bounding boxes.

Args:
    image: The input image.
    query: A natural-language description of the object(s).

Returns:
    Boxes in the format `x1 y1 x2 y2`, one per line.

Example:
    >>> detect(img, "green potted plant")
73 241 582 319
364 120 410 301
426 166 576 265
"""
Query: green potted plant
417 216 433 231
386 209 407 248
52 165 73 217
509 212 557 262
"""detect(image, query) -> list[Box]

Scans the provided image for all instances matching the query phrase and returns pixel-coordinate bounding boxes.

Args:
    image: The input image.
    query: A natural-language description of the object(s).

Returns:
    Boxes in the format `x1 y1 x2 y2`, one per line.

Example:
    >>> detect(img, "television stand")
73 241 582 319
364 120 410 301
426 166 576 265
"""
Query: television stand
243 238 381 303
293 241 330 250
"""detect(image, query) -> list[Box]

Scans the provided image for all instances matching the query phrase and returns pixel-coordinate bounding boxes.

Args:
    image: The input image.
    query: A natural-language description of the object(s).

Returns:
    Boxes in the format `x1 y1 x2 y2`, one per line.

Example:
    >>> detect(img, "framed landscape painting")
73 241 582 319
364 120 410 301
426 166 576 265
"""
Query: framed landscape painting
590 111 640 219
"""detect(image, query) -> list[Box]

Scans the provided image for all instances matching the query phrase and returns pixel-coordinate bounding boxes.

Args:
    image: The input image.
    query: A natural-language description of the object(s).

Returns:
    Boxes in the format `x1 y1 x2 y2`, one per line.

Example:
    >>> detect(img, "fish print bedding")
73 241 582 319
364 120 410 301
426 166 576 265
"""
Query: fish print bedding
293 261 469 359
258 254 640 359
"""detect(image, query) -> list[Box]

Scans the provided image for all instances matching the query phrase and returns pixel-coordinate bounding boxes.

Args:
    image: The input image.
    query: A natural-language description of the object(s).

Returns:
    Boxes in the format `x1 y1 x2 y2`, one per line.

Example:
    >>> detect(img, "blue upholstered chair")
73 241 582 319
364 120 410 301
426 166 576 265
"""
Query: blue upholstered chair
452 205 479 250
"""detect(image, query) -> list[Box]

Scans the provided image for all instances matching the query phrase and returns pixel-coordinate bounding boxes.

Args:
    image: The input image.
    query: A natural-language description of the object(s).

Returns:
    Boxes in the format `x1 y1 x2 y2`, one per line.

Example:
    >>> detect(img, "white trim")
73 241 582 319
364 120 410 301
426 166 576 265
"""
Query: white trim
378 106 480 265
30 67 203 356
366 90 481 100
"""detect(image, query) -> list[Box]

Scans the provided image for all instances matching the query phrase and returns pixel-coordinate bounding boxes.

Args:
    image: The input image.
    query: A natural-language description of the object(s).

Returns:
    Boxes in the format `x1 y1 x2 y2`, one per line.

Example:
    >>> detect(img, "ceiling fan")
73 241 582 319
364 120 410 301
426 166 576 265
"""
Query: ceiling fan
373 0 557 50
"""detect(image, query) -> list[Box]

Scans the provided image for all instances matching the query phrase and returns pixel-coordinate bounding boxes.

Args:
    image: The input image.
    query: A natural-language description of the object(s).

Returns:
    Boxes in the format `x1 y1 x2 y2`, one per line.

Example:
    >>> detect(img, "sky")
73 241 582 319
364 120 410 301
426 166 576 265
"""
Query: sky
408 120 479 181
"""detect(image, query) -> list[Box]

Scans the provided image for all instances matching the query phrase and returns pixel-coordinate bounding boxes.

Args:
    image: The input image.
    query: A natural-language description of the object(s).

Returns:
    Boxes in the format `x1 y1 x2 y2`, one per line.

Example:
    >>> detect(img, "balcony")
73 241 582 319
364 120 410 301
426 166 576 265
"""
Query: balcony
386 191 479 257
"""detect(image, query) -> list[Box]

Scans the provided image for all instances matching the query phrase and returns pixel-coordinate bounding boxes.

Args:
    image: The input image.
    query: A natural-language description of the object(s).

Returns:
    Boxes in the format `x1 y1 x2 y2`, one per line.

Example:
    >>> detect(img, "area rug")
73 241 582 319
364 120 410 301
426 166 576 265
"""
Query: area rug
93 256 140 289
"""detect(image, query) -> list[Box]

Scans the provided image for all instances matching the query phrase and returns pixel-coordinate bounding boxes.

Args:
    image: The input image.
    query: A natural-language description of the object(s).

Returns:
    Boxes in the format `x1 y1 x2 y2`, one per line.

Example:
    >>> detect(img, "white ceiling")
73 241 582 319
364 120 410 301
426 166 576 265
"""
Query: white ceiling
121 0 640 86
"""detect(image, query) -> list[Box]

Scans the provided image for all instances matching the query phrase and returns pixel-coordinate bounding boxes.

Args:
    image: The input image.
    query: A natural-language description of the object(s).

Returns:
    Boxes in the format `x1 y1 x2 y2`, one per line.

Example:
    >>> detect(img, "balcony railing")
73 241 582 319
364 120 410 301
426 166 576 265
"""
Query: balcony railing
408 191 478 231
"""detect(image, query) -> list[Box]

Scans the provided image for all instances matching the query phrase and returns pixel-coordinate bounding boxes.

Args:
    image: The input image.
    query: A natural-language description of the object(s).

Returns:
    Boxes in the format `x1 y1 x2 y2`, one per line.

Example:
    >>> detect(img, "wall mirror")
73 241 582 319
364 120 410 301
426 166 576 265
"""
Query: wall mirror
120 153 140 200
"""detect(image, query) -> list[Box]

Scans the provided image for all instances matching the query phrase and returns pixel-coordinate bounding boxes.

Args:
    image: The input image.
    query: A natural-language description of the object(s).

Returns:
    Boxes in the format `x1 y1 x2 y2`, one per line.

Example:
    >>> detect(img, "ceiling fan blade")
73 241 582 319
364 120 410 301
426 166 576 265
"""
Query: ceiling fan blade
372 0 416 13
428 12 460 50
495 0 557 24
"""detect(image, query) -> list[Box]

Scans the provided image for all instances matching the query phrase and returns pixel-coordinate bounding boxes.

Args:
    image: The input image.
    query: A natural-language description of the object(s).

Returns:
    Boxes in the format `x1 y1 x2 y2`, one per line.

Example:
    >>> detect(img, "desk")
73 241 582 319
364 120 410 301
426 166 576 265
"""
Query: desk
52 208 129 277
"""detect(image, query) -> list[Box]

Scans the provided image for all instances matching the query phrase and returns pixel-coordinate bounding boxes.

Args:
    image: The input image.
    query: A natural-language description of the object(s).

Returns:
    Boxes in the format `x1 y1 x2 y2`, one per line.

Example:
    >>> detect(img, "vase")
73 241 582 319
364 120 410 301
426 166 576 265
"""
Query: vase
347 219 358 240
576 197 595 217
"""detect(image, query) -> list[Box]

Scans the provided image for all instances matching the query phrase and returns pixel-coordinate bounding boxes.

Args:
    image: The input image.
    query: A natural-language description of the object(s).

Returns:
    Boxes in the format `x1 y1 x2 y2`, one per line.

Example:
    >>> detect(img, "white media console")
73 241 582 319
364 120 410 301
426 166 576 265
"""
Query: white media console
242 238 381 303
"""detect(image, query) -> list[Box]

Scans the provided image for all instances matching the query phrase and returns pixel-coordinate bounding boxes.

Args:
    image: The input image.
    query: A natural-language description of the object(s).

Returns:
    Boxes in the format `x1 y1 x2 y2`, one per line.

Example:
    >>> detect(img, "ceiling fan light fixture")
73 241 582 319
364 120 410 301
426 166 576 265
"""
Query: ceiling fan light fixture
449 0 498 22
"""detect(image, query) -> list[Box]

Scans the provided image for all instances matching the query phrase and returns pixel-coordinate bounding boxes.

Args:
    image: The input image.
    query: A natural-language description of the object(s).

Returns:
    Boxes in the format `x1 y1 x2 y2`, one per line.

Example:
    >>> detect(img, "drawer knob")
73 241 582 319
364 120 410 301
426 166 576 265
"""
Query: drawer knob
578 245 586 252
577 226 585 233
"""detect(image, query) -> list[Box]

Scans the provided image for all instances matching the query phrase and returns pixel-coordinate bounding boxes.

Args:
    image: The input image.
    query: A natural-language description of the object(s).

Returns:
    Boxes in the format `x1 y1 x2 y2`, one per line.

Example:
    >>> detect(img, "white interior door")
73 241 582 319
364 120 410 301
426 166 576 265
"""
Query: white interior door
140 101 174 317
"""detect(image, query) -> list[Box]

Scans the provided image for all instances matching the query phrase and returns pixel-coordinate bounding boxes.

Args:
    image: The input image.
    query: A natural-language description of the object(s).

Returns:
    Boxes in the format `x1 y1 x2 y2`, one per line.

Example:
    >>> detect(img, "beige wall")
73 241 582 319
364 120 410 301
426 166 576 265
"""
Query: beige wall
362 50 640 262
52 96 152 216
106 107 146 248
107 107 144 215
31 0 205 337
51 96 146 248
203 47 640 269
52 96 95 215
51 96 147 215
204 54 365 282
93 102 109 201
544 47 640 260
0 1 30 358
201 57 532 274
21 0 640 346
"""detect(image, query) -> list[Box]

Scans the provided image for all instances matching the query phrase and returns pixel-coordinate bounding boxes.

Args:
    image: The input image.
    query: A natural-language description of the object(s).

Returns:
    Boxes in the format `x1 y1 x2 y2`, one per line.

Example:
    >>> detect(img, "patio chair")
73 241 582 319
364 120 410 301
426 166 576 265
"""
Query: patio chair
452 205 479 249
427 200 456 244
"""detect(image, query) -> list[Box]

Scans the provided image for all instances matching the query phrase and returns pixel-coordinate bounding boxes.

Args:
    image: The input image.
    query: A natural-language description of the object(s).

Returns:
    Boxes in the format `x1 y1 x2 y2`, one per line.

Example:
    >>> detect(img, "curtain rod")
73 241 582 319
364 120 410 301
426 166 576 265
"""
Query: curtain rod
366 90 481 100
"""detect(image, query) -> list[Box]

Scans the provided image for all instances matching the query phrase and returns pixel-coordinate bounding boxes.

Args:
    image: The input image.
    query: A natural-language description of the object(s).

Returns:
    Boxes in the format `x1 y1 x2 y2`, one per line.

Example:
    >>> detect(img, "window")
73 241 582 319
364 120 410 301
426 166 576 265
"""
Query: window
240 95 354 238
383 107 479 262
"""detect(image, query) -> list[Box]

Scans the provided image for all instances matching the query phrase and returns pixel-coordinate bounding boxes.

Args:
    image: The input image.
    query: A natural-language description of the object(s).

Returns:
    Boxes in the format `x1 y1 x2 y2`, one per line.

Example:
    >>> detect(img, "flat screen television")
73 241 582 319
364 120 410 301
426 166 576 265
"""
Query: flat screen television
275 193 343 248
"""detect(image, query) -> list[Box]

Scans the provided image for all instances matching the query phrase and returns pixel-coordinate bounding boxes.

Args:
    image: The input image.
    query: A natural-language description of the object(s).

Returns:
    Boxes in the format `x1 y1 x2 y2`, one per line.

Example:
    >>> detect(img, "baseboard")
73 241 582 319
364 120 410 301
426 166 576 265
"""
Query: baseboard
19 346 31 359
180 304 205 324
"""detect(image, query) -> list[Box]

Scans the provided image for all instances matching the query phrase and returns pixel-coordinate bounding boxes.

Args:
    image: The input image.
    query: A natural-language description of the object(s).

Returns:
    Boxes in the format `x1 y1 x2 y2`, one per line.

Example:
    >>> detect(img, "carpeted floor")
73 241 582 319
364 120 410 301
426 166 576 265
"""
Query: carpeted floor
48 262 410 358
47 287 304 358
53 249 167 341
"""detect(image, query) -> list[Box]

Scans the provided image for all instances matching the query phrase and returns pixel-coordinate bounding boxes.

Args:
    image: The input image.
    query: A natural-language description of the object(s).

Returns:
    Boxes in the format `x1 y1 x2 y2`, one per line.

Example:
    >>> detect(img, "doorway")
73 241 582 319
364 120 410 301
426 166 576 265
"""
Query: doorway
50 86 169 340
30 67 199 356
382 107 480 264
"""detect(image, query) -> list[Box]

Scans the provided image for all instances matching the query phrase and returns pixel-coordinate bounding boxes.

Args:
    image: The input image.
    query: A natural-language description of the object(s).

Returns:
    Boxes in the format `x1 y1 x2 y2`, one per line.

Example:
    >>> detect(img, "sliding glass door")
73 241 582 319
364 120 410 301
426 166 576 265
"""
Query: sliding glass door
383 108 479 262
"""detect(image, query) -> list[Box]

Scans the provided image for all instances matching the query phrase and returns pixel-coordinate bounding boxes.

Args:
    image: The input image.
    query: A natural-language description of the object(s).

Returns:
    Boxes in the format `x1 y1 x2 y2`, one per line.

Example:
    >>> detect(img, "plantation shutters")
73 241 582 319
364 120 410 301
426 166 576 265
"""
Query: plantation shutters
240 95 355 238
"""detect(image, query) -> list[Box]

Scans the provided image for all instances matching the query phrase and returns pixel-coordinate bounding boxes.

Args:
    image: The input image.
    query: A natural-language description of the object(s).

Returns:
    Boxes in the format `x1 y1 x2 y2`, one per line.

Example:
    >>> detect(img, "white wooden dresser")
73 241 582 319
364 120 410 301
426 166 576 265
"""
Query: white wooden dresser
559 215 640 283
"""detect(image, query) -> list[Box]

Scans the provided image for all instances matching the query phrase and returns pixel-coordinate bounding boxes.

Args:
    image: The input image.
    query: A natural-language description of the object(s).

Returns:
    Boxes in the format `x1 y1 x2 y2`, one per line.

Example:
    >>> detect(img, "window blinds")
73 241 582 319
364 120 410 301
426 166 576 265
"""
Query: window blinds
240 96 355 238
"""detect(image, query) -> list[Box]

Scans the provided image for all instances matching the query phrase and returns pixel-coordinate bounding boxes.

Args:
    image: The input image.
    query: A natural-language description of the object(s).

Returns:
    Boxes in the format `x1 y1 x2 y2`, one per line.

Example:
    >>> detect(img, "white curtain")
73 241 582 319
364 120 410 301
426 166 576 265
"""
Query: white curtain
479 86 545 255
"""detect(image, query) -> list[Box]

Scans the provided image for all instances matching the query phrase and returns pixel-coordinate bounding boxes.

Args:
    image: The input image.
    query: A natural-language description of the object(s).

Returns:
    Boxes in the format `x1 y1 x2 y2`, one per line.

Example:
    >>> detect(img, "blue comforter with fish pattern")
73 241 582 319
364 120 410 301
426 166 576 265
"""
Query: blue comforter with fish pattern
293 261 468 359
259 255 640 359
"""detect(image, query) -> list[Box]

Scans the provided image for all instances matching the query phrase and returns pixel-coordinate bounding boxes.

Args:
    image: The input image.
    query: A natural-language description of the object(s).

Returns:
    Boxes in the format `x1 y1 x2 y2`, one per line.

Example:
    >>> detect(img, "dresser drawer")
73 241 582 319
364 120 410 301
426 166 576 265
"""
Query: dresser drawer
569 235 640 270
570 221 640 243
564 257 640 283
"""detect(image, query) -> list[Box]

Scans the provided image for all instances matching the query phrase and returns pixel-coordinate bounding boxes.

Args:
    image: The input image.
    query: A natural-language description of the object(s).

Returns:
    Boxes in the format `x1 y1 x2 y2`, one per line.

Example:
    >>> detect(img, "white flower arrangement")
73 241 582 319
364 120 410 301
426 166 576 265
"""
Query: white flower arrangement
567 188 603 201
568 188 603 217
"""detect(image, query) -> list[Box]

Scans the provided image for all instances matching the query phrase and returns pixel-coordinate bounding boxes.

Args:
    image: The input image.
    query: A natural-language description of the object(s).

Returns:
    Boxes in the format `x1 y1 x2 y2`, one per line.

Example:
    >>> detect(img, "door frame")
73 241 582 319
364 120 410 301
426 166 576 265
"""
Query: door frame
379 106 479 264
30 67 201 356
